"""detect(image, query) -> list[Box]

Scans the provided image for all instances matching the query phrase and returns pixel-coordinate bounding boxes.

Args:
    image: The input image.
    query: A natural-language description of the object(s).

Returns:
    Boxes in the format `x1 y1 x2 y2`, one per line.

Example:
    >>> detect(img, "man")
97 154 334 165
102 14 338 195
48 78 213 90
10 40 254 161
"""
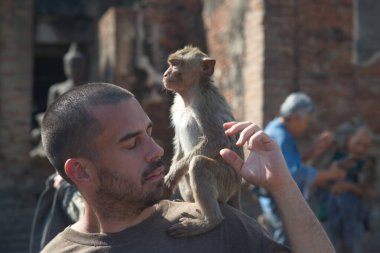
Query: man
259 91 346 245
40 83 334 253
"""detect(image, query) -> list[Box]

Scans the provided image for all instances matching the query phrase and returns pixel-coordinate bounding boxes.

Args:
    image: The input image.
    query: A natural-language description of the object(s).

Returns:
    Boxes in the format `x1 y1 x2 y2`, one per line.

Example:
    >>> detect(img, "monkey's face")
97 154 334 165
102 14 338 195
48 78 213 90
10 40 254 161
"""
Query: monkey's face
163 57 201 94
163 58 184 92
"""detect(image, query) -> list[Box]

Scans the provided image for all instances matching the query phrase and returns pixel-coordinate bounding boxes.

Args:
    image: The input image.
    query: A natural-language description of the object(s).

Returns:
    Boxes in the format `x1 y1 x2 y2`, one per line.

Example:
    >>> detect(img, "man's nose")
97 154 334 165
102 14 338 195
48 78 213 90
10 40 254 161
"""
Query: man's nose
145 137 164 162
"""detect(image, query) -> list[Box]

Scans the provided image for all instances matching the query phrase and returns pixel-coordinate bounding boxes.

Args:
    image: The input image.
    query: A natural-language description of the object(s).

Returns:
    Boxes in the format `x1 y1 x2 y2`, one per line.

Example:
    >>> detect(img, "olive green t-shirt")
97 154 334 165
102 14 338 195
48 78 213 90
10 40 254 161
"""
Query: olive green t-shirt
40 200 290 253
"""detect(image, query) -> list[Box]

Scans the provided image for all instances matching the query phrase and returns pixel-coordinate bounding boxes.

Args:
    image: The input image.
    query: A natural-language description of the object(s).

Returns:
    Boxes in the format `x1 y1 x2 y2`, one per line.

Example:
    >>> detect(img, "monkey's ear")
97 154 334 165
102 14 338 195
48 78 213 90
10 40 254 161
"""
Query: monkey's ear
201 58 216 76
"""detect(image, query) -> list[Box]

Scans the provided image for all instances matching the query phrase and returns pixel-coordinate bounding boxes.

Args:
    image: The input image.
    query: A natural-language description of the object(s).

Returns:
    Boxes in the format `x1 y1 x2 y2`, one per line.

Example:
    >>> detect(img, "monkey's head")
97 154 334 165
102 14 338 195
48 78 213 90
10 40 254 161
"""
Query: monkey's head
163 46 216 94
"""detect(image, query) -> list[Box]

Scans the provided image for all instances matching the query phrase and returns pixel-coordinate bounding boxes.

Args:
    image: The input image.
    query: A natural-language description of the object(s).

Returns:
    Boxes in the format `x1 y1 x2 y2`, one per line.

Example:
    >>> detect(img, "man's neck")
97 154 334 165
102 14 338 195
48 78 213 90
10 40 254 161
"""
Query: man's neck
71 202 157 234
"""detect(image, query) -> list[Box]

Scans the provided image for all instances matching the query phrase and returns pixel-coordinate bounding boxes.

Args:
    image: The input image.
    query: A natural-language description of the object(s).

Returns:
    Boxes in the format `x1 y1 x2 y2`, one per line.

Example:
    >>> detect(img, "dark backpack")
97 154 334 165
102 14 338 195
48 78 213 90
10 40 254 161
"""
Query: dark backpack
29 174 82 253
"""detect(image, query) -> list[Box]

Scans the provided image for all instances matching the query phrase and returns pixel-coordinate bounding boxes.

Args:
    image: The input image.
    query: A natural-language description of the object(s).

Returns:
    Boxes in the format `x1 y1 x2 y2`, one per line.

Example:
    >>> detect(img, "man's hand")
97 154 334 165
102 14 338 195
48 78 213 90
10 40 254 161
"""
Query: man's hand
330 180 363 196
221 121 336 253
334 157 356 170
220 121 293 194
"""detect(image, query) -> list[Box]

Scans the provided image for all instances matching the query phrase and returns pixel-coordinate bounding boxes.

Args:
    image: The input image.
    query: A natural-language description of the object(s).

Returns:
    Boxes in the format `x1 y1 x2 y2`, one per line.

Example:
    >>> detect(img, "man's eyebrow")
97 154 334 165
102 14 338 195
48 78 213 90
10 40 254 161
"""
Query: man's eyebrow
118 131 140 143
117 122 153 143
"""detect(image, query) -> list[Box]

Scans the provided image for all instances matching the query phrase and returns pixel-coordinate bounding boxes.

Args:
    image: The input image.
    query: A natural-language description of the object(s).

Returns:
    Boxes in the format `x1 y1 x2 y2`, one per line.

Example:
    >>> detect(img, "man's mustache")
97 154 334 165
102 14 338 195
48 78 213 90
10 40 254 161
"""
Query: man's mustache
142 159 165 178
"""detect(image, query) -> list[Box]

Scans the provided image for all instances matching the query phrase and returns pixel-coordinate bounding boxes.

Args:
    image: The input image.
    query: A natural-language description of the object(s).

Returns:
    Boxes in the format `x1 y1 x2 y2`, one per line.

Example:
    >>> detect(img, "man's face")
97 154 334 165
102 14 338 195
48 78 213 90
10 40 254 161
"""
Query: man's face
89 99 165 217
290 113 312 138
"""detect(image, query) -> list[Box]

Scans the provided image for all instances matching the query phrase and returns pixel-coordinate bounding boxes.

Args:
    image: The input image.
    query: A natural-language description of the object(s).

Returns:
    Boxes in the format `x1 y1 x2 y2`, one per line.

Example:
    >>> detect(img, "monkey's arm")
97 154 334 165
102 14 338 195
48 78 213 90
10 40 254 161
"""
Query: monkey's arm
164 134 188 196
196 122 234 158
192 110 234 158
171 133 184 163
164 130 220 197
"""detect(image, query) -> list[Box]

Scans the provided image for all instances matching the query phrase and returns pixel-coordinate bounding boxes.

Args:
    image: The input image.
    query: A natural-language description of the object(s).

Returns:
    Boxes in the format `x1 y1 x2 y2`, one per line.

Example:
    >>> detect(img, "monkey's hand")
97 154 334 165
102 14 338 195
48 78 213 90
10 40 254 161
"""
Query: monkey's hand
163 174 175 199
163 161 189 199
220 121 293 194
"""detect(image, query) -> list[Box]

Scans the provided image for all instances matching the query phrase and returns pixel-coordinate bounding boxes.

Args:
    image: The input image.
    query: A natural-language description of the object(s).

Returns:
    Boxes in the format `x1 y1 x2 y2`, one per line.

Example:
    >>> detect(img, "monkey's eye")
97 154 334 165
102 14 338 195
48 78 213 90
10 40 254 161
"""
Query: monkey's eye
171 59 181 67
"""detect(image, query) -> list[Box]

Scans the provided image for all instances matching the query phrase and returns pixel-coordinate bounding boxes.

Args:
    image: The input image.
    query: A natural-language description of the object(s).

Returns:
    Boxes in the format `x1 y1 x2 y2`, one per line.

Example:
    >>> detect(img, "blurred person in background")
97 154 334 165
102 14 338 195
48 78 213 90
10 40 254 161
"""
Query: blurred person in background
256 91 346 246
310 118 377 253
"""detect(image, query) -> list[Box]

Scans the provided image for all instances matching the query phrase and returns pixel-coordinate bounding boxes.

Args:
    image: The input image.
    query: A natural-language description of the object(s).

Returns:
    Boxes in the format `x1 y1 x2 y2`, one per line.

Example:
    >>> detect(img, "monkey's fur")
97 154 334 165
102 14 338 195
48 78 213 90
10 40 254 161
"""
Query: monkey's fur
162 46 244 238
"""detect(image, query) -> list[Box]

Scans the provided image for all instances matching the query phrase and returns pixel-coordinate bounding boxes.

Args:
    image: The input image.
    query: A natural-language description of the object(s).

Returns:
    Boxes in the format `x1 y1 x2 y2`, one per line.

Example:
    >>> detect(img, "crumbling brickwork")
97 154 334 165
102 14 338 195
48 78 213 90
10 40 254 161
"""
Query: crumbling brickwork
204 0 380 159
0 0 33 181
0 1 34 252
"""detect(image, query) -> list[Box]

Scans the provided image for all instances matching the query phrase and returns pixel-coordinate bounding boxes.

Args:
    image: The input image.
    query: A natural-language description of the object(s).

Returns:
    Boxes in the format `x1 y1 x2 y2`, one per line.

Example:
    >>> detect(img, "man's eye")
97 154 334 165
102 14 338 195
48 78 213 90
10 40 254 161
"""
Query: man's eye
125 140 137 150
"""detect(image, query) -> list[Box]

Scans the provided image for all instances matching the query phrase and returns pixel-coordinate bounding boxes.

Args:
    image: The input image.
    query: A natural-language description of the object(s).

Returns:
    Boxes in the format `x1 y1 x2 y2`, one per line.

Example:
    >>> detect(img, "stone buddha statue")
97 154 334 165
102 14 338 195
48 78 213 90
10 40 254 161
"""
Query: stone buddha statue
46 43 86 107
30 43 86 159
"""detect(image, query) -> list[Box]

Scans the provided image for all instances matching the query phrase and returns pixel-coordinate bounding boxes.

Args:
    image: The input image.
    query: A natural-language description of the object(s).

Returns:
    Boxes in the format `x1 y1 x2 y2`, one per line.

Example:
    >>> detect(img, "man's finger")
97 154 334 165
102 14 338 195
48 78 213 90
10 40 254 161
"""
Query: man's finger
220 148 244 173
224 121 253 136
237 124 262 146
223 121 237 130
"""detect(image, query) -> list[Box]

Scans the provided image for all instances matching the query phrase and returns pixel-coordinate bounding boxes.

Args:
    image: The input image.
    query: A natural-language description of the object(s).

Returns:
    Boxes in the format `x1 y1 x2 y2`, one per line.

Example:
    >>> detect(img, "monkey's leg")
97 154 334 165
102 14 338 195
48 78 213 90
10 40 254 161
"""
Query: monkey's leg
227 190 241 210
167 156 224 238
163 162 189 199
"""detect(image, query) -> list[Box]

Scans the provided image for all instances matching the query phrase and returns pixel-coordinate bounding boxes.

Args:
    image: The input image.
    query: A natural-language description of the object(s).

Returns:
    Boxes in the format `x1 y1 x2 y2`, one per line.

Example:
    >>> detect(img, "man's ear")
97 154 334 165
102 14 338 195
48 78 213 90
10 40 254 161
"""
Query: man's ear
65 158 91 185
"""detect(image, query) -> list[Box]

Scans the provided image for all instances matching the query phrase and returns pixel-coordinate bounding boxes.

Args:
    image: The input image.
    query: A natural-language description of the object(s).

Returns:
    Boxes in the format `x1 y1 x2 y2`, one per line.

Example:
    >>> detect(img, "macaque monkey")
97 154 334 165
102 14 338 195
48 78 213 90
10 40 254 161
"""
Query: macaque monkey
162 46 244 237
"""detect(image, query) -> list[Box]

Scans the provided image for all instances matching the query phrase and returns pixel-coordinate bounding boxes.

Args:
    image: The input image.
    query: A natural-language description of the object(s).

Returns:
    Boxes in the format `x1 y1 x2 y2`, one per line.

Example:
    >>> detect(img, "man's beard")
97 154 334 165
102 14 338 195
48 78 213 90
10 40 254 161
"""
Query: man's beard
94 160 165 220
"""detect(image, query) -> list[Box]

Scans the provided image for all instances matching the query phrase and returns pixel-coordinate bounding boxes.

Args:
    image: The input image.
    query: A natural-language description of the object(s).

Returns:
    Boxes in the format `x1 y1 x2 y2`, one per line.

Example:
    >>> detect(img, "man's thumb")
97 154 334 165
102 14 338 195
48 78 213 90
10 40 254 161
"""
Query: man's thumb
220 148 244 173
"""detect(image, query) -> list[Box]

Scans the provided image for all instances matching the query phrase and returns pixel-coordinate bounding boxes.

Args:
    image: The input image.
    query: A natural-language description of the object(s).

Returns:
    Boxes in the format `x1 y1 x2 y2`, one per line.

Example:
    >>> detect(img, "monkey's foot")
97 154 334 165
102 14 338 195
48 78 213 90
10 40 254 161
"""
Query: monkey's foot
167 217 221 238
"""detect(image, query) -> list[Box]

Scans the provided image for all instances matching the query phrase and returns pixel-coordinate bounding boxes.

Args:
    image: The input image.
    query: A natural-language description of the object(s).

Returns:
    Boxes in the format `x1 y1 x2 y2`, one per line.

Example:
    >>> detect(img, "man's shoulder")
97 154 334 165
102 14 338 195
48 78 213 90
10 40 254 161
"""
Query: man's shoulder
159 200 264 232
40 228 71 253
157 200 201 220
41 201 290 253
40 227 96 253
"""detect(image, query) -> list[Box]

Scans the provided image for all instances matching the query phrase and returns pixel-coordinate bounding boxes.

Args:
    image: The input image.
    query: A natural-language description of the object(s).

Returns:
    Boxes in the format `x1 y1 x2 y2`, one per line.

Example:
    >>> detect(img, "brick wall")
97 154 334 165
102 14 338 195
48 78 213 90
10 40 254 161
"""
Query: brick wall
0 0 33 183
98 8 136 91
0 1 35 252
244 0 265 127
203 0 248 122
261 0 380 159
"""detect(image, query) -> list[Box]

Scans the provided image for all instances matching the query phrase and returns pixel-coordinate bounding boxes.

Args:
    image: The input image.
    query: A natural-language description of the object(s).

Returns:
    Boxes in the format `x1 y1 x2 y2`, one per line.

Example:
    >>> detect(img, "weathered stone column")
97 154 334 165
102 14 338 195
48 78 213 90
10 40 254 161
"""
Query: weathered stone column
0 1 34 251
98 7 137 90
0 0 33 186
